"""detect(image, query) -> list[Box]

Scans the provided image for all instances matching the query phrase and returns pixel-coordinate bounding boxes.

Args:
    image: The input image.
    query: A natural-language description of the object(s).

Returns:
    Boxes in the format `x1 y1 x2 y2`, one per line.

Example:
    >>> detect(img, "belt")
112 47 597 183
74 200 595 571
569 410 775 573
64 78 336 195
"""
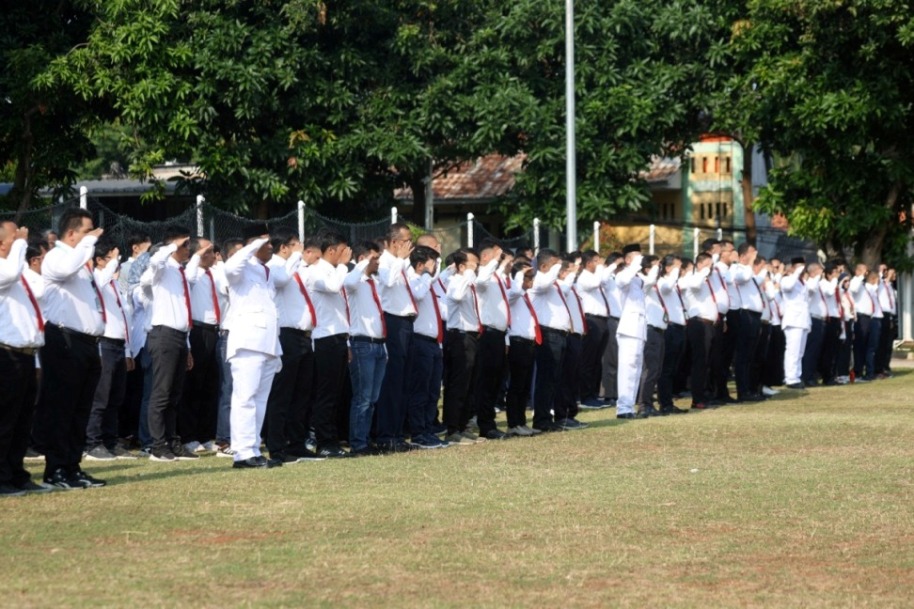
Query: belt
482 325 506 335
151 325 189 338
609 316 620 321
413 334 439 344
648 325 665 333
570 332 582 338
351 335 385 344
313 333 349 343
691 317 716 326
50 324 100 344
99 337 126 347
194 322 220 332
281 327 312 339
385 313 417 321
585 313 607 320
0 343 39 356
741 309 762 317
447 329 480 338
541 326 568 336
509 336 536 345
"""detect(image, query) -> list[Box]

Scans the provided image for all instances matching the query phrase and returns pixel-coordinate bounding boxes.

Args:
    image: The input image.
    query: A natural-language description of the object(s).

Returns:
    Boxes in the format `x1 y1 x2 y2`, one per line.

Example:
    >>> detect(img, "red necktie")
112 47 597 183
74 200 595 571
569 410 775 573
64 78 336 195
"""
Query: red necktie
706 277 719 322
430 289 444 344
293 273 317 328
555 283 574 333
572 286 587 334
402 269 419 315
178 266 192 329
109 283 130 343
87 264 108 324
368 278 387 338
205 268 221 325
470 284 483 333
262 263 270 282
21 276 44 332
495 274 512 328
341 288 351 326
523 294 542 345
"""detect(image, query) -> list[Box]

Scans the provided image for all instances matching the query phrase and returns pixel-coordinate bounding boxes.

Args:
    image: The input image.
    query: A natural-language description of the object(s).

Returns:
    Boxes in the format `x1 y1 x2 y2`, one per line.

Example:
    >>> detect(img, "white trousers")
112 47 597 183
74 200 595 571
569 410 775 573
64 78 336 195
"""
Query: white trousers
229 349 281 461
616 335 645 415
783 327 808 385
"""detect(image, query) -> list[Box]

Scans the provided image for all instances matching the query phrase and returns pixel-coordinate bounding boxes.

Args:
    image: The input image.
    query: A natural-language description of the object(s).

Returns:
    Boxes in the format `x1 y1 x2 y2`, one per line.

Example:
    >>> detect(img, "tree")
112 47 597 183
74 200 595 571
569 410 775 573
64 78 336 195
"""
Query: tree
721 0 914 266
0 1 100 215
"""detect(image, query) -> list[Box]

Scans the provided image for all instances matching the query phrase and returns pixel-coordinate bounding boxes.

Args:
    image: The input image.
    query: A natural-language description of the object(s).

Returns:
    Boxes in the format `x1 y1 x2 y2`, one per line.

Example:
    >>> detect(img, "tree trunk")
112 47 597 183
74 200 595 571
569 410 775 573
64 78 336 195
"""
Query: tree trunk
858 182 902 268
12 107 38 223
408 173 427 228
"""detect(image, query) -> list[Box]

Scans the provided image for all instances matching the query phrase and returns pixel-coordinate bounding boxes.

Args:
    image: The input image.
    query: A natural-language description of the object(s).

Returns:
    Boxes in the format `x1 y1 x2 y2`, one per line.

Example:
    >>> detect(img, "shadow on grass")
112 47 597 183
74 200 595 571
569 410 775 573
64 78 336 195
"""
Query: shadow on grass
80 459 233 487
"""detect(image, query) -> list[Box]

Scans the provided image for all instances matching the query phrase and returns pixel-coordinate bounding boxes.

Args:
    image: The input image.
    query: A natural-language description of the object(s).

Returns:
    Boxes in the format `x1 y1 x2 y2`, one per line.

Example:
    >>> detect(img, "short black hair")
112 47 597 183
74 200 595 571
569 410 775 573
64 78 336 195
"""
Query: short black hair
410 245 440 268
605 252 623 265
387 222 411 242
695 252 712 265
511 260 533 276
318 231 347 253
701 238 720 253
737 242 754 257
536 248 560 270
26 241 47 264
581 250 600 266
127 232 151 249
222 238 243 254
270 229 299 251
58 208 92 236
303 236 322 250
163 224 191 243
93 238 117 261
352 240 381 261
477 237 501 253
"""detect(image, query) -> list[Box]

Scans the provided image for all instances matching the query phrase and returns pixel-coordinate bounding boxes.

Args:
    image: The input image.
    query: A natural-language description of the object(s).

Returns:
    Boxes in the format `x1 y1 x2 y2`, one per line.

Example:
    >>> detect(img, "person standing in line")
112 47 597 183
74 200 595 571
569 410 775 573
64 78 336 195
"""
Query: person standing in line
599 252 623 407
472 238 514 439
224 226 287 468
575 250 611 410
528 249 573 432
403 245 448 450
84 239 136 461
615 245 652 419
875 266 897 378
118 232 151 292
780 258 811 390
708 240 734 404
680 253 719 410
33 209 108 489
800 262 827 387
818 262 843 385
747 255 772 398
730 243 765 402
555 251 589 429
213 237 243 457
834 273 855 384
264 231 323 464
761 261 786 394
140 226 198 462
343 240 390 456
655 255 689 415
374 223 418 452
849 264 882 382
504 260 542 436
306 231 352 458
442 248 485 445
0 222 52 496
180 238 225 454
635 255 665 418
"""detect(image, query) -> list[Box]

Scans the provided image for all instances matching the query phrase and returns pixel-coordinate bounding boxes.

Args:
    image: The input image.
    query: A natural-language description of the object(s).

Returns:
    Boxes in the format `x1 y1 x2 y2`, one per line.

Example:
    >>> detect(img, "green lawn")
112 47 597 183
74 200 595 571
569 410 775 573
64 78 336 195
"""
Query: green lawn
4 371 914 608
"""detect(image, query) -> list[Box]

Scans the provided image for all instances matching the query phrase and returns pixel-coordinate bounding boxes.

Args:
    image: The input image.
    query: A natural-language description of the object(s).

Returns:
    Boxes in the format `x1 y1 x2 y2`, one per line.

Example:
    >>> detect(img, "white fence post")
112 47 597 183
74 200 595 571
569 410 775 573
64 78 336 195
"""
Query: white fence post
593 221 600 252
533 218 541 254
649 224 656 255
693 227 700 259
297 200 305 242
716 227 723 241
467 213 475 248
391 207 398 225
79 186 88 210
195 195 205 237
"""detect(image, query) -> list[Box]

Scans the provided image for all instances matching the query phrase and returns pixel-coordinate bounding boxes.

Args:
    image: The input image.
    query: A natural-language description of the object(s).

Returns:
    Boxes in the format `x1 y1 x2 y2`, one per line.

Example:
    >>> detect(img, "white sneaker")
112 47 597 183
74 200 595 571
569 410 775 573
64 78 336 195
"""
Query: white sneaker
184 441 202 454
215 445 236 458
761 386 779 396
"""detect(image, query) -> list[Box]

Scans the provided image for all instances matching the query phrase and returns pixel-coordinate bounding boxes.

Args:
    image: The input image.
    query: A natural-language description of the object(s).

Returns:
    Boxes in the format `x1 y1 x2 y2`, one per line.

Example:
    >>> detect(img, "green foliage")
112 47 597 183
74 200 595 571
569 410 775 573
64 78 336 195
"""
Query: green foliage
721 0 914 265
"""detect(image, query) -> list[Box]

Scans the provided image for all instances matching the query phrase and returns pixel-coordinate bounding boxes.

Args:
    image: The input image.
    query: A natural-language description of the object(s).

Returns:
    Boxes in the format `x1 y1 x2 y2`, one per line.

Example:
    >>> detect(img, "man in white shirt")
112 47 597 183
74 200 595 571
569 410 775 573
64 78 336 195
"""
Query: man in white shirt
681 253 719 409
781 257 811 389
504 260 542 436
555 252 589 429
0 222 51 496
850 266 883 381
730 243 765 402
33 208 108 489
141 225 198 462
636 255 668 417
214 237 243 456
575 250 611 409
343 241 389 456
84 240 136 461
600 252 624 406
800 261 827 387
875 265 897 377
305 231 352 458
615 245 652 419
264 231 321 464
224 225 287 468
655 255 689 415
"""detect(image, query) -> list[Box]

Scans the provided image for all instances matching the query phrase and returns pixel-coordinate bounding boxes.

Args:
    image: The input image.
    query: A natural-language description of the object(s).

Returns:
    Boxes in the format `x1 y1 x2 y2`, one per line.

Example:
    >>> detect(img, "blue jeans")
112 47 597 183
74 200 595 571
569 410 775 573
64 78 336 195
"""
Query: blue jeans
348 340 388 451
216 332 232 444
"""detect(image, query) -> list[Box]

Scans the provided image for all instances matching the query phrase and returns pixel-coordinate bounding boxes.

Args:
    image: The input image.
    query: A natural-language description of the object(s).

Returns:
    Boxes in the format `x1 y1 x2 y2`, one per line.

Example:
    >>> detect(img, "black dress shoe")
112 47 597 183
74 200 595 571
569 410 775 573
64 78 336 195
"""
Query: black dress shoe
266 457 284 468
690 402 709 410
785 383 805 390
660 405 688 415
233 456 268 469
616 413 636 420
482 428 508 440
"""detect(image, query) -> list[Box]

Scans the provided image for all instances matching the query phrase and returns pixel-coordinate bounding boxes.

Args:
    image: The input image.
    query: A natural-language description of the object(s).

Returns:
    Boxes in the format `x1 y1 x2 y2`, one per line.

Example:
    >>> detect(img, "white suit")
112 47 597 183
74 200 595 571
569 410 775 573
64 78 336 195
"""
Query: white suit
615 258 656 414
780 265 809 385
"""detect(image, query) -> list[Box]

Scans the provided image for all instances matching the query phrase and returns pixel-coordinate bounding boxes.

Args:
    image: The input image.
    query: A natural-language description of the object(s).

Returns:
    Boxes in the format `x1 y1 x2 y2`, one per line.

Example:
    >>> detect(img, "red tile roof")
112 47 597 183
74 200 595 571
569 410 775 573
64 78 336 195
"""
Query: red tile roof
395 154 525 201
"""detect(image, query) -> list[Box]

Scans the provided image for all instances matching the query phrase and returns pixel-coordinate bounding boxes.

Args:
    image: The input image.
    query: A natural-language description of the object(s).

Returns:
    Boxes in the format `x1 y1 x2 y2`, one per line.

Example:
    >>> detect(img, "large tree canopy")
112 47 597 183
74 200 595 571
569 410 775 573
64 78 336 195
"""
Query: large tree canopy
721 0 914 266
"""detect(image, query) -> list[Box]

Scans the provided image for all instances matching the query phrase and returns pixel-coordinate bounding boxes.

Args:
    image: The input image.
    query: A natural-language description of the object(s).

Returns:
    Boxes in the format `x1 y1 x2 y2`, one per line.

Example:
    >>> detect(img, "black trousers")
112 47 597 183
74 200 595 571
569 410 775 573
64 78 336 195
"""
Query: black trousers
120 347 145 440
405 335 443 439
312 333 349 449
600 317 619 399
637 327 665 407
751 323 771 393
854 314 881 380
764 326 786 387
835 322 853 379
686 318 713 405
657 323 685 409
876 314 897 374
86 339 127 450
33 325 102 477
801 317 825 385
556 333 583 420
442 330 479 434
265 328 314 456
734 309 762 398
179 325 220 444
533 328 566 429
146 325 189 451
714 309 740 397
819 318 842 384
580 315 608 400
375 314 413 443
0 348 38 486
473 328 507 434
506 337 536 428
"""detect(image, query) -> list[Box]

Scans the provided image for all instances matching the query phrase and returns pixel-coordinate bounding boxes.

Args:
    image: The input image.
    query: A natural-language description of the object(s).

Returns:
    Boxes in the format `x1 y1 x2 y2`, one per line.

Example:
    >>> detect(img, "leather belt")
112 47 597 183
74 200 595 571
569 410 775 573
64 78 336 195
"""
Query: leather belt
0 343 38 356
351 336 385 344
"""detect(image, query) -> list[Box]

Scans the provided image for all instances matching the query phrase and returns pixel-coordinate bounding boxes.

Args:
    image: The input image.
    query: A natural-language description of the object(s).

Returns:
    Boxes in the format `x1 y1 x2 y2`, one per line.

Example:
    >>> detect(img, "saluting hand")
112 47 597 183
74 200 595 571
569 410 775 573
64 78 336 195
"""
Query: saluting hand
89 228 105 239
195 242 213 257
14 226 28 241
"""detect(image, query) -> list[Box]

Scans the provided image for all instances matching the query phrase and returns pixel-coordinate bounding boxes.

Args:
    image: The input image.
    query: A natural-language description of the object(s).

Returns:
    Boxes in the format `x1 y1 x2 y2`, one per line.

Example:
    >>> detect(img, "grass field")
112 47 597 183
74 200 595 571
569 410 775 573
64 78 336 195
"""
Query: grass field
4 368 914 609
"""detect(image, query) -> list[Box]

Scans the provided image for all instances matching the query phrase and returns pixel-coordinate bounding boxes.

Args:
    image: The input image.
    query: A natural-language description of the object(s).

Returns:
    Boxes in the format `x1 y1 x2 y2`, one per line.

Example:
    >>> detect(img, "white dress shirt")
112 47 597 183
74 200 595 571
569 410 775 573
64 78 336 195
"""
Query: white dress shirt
709 263 731 314
780 266 811 330
0 238 45 348
820 278 841 319
656 268 685 327
680 266 718 323
276 264 316 332
432 272 450 322
42 235 106 336
223 238 283 359
306 257 350 339
601 264 622 318
506 272 538 341
849 275 881 317
185 255 233 326
616 261 654 340
377 250 419 317
445 269 482 332
140 244 193 332
343 260 386 339
475 258 511 332
878 279 896 315
130 285 151 355
529 264 571 332
411 268 442 342
575 267 610 317
561 279 586 335
94 261 132 355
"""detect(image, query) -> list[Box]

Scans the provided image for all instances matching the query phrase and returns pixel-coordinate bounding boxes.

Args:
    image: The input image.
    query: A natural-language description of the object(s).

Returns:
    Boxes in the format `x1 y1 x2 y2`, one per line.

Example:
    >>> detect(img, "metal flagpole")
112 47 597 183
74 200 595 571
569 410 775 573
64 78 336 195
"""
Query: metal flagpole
565 0 577 252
